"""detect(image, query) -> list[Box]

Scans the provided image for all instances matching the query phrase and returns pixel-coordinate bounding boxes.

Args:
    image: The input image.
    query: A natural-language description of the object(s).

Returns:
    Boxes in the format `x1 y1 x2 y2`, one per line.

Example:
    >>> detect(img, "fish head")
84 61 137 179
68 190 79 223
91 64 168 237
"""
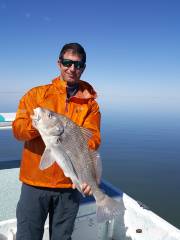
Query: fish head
32 107 65 135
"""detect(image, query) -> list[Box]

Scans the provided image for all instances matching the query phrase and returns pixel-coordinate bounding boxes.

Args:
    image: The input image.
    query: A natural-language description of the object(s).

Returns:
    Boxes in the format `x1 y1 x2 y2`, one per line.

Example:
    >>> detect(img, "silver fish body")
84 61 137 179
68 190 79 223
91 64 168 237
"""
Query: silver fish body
32 107 122 222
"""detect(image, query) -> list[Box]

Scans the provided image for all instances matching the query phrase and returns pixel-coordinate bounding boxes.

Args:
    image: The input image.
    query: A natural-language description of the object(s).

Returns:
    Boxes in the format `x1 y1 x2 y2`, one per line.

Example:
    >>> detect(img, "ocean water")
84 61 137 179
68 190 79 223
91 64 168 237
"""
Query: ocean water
100 108 180 229
0 107 180 228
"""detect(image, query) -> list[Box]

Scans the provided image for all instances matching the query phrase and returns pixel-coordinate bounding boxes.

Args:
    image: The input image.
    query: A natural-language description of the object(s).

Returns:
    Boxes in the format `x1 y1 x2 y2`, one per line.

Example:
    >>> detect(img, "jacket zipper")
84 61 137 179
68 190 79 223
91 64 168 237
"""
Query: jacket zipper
65 97 69 112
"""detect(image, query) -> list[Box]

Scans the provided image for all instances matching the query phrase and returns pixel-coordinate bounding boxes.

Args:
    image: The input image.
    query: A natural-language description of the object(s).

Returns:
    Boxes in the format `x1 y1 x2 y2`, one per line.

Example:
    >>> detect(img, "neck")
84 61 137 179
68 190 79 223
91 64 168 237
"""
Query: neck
67 81 79 87
66 82 79 99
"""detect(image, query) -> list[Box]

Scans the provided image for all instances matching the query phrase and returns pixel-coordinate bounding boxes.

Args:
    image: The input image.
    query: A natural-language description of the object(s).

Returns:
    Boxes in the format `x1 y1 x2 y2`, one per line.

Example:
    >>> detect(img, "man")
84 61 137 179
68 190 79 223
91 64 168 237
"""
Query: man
12 42 101 240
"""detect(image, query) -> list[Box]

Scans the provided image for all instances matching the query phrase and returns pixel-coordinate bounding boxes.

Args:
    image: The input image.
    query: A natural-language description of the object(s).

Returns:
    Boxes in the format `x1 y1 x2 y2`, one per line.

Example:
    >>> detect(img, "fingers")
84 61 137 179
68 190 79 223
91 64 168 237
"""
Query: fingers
72 183 76 189
81 183 93 196
72 183 93 196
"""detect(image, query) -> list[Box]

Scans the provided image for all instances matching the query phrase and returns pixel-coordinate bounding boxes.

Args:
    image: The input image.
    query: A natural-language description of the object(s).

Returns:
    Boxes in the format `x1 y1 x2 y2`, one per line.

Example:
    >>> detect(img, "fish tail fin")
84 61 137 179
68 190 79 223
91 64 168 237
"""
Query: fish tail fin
96 195 122 222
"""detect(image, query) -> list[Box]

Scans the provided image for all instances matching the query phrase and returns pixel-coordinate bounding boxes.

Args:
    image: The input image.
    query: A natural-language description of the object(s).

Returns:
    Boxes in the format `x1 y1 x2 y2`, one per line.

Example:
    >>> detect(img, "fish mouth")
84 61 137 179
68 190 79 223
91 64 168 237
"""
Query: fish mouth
33 108 42 121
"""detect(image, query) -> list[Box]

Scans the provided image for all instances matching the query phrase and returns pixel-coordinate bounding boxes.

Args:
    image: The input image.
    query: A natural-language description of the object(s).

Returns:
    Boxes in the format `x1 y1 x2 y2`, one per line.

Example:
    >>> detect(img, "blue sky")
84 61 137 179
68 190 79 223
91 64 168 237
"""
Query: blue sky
0 0 180 112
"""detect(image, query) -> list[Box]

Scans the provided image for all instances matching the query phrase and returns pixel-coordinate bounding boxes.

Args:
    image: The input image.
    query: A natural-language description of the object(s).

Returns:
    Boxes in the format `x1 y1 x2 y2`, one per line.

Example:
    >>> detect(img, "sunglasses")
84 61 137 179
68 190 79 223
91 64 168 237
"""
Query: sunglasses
60 58 85 70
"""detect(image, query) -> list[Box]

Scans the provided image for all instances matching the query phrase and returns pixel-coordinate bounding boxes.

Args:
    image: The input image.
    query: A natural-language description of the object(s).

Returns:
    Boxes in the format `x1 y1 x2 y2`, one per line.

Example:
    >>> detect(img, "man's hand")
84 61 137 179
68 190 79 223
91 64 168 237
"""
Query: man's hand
72 183 93 196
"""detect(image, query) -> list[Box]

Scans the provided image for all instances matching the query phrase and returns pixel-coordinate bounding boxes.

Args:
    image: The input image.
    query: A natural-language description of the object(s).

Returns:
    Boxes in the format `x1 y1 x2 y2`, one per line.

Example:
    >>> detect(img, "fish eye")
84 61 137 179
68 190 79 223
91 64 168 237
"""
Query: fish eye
48 113 52 119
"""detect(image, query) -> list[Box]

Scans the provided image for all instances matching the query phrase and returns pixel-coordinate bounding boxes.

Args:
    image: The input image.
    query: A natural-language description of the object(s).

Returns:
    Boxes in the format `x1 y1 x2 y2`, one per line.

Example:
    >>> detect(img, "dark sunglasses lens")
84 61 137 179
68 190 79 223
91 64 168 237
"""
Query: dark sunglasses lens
61 59 84 69
61 59 73 67
74 62 84 69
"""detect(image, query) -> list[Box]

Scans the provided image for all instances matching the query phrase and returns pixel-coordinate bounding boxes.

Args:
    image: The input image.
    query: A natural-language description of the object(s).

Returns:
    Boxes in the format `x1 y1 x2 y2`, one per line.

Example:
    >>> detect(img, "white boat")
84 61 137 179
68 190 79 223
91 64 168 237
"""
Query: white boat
0 113 180 240
0 113 15 129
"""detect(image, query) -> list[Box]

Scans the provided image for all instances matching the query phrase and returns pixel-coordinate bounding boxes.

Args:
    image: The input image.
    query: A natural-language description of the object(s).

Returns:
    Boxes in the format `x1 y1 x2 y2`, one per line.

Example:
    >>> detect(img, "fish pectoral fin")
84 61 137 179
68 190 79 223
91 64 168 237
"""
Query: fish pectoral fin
39 148 55 170
79 127 92 142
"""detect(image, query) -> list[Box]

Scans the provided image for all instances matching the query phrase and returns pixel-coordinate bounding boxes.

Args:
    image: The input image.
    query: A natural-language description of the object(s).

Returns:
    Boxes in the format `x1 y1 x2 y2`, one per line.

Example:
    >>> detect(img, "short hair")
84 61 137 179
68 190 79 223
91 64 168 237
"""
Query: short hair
59 42 86 64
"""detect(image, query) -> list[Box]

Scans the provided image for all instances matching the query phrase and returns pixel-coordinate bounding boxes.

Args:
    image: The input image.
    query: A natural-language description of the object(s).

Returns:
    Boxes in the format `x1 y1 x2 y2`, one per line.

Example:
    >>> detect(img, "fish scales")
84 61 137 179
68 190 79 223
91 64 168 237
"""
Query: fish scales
59 122 95 183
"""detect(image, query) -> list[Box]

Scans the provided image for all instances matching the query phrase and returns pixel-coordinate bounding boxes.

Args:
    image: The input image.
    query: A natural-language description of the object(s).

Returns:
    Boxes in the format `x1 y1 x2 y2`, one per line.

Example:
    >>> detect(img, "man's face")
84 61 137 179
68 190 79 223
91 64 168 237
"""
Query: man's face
58 51 85 84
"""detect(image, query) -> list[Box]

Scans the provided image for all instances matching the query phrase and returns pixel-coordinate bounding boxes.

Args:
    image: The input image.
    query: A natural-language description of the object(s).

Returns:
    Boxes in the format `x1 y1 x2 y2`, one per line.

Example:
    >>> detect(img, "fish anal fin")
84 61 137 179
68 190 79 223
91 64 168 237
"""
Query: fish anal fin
39 148 55 170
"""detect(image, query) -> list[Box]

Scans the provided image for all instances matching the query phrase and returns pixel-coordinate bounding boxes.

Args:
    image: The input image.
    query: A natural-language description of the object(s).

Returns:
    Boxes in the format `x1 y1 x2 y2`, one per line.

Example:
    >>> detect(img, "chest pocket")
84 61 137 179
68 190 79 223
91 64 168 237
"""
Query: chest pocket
70 103 89 126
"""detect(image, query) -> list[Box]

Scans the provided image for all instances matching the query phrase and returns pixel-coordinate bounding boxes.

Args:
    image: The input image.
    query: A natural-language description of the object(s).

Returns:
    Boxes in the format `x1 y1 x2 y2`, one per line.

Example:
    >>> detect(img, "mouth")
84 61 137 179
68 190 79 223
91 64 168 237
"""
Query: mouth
66 72 76 78
67 75 75 79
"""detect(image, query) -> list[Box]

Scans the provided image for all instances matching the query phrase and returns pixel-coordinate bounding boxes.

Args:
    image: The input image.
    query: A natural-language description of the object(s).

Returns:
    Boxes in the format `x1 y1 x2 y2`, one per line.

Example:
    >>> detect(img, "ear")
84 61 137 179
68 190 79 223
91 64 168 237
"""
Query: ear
57 60 61 70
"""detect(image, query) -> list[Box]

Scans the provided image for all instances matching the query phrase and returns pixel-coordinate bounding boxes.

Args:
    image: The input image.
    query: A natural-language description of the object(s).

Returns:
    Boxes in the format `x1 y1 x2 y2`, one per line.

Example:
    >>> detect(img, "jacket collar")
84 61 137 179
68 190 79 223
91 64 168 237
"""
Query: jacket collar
52 76 97 100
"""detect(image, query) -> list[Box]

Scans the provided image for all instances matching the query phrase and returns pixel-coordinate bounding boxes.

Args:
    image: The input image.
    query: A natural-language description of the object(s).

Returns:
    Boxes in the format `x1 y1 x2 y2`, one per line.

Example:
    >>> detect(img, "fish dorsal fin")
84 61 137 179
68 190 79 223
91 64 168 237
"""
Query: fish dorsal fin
89 150 102 184
80 127 92 142
39 148 55 170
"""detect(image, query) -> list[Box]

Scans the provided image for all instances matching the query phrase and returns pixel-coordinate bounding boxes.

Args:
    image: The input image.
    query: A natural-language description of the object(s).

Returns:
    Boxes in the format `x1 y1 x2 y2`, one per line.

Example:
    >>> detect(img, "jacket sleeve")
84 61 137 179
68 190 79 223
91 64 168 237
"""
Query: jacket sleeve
82 99 101 150
12 89 40 141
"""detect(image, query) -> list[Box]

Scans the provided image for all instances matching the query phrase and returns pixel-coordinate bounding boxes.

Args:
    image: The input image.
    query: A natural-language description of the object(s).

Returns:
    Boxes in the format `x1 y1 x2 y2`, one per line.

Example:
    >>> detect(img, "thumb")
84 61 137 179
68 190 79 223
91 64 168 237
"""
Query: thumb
72 183 76 189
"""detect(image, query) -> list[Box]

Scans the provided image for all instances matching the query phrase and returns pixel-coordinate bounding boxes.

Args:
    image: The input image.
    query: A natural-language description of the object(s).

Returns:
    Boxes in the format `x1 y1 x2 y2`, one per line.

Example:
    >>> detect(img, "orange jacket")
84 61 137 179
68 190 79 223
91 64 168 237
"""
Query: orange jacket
12 77 101 188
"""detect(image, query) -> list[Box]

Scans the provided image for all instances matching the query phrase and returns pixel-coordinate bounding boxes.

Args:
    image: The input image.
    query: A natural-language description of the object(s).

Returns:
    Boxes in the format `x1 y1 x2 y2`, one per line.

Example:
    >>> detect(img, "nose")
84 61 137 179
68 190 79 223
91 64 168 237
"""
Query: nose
69 64 76 71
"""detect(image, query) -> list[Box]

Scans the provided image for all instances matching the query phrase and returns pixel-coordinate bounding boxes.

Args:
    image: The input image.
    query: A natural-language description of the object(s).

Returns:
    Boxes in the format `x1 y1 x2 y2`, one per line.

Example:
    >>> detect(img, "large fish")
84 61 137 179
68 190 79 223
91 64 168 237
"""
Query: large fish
31 107 122 222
